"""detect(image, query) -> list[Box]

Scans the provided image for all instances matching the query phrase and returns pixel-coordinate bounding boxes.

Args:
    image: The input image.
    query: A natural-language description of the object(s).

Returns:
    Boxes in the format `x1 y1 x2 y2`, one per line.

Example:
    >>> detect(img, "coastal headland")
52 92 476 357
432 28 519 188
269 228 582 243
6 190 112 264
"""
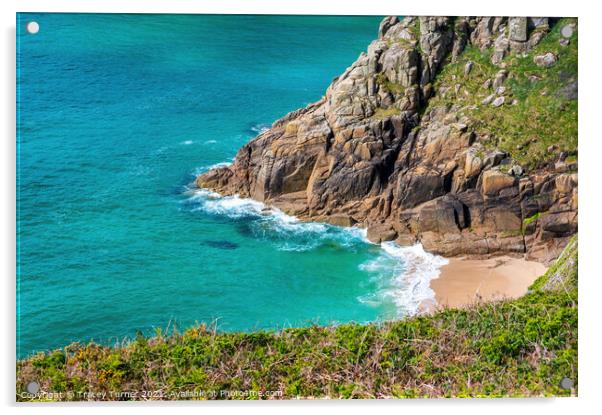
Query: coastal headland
198 16 577 266
198 15 578 312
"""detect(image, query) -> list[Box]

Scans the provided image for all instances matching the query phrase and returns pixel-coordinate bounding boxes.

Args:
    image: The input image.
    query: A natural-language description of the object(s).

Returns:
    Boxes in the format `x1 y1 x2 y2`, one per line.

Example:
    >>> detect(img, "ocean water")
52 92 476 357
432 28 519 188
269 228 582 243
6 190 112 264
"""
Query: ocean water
16 13 446 358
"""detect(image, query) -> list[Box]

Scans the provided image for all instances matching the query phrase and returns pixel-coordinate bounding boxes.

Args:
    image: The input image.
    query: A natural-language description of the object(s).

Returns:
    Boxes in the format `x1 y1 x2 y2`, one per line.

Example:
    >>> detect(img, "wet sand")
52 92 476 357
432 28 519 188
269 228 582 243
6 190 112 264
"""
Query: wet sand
427 256 547 310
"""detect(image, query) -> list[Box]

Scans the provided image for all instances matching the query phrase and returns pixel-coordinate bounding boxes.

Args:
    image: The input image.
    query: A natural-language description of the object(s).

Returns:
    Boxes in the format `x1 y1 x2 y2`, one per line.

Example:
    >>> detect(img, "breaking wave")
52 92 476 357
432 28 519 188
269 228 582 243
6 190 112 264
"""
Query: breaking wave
183 185 448 317
191 162 233 177
358 242 448 316
182 187 366 252
249 123 270 136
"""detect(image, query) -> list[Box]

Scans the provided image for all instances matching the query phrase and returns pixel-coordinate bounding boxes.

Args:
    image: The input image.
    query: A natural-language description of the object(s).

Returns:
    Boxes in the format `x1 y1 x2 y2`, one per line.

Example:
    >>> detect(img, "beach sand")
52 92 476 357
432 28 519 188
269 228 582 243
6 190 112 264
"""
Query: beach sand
426 256 547 310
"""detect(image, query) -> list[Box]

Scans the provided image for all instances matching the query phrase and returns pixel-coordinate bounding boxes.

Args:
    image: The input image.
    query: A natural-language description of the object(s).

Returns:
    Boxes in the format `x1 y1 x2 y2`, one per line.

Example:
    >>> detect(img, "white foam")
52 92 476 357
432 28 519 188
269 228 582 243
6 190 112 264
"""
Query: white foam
197 194 266 219
180 140 194 145
250 123 270 135
185 187 448 318
192 162 232 176
183 188 365 250
358 242 448 316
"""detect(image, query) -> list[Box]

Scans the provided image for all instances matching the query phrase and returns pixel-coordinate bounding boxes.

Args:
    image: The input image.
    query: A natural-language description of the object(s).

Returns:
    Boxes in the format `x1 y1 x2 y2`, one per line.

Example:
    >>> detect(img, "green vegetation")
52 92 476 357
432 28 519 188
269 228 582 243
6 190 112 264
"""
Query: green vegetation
17 239 577 400
373 105 402 120
386 35 416 51
428 18 578 169
375 73 405 95
523 212 542 228
530 236 578 292
409 18 422 55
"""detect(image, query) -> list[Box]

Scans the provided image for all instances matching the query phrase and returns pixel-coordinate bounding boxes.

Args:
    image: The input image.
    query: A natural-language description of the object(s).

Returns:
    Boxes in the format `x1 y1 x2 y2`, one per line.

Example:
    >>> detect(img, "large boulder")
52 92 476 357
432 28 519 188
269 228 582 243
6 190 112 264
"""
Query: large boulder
534 52 557 68
417 196 469 234
483 207 522 233
395 166 452 209
378 16 399 39
481 170 517 196
367 222 398 243
508 17 528 42
540 211 578 236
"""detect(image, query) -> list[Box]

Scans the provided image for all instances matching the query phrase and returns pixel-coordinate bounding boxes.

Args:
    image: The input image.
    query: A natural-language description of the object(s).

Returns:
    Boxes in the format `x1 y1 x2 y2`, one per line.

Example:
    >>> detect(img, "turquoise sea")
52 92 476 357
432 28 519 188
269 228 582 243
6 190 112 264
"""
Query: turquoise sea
17 13 446 358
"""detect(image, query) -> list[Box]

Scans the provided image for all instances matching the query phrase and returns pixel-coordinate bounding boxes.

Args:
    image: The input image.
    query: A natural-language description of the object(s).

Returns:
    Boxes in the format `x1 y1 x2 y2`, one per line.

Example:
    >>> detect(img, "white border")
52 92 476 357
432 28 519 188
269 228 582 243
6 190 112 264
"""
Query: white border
2 1 599 414
5 0 582 17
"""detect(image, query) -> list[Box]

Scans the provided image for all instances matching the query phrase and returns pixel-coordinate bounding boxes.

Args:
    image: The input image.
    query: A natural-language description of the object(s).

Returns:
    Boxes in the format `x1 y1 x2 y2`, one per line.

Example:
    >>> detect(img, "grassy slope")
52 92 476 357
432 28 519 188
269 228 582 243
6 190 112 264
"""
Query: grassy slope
16 237 578 400
427 18 578 169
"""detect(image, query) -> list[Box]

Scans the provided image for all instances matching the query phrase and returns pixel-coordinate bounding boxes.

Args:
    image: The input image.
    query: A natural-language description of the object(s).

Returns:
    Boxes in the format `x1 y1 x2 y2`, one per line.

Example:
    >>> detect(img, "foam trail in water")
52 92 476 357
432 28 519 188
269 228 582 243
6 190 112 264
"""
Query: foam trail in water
183 186 366 251
184 186 447 317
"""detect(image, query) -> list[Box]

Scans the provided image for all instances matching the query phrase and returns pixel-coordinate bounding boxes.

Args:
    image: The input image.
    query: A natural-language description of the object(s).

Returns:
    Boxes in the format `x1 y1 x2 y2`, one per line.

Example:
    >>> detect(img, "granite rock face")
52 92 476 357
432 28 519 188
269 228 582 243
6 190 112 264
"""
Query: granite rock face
197 16 577 263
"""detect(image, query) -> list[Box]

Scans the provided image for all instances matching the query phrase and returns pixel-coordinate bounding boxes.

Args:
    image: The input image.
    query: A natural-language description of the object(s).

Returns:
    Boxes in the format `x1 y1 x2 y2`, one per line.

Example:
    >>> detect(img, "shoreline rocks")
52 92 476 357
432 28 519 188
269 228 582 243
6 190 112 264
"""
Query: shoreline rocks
196 16 577 264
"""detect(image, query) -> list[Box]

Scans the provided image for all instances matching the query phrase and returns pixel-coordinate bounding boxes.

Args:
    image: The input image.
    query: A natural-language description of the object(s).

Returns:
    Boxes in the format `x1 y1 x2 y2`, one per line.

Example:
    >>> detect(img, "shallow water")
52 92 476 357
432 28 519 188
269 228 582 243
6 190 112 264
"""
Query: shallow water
17 13 445 358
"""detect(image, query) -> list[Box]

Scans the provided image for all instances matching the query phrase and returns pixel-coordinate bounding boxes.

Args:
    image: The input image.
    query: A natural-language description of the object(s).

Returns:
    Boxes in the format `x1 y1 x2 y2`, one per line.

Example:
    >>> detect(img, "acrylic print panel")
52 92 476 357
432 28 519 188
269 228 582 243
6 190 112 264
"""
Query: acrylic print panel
16 13 578 400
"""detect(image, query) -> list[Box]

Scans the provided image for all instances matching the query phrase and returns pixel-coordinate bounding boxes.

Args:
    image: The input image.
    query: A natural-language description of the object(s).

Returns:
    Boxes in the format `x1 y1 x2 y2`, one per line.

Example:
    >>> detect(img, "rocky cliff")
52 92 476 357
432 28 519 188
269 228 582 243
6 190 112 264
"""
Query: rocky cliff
197 16 578 263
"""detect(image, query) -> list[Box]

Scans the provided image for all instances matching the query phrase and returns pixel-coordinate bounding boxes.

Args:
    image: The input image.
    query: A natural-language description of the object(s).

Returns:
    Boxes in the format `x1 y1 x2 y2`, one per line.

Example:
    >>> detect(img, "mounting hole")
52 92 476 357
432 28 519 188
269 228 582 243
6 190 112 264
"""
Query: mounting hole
26 21 39 35
26 381 40 394
559 377 574 390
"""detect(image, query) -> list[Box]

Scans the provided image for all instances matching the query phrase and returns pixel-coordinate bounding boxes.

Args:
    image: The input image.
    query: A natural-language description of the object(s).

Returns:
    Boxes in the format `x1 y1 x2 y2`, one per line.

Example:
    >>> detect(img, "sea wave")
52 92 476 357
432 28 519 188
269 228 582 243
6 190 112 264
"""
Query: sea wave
182 187 366 252
249 123 270 135
358 242 448 316
188 189 265 219
184 187 447 317
191 162 232 177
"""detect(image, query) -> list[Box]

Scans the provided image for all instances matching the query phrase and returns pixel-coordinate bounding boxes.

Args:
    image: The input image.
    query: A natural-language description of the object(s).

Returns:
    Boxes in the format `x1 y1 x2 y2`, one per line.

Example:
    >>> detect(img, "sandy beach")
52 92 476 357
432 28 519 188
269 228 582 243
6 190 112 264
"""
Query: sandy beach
427 256 547 310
